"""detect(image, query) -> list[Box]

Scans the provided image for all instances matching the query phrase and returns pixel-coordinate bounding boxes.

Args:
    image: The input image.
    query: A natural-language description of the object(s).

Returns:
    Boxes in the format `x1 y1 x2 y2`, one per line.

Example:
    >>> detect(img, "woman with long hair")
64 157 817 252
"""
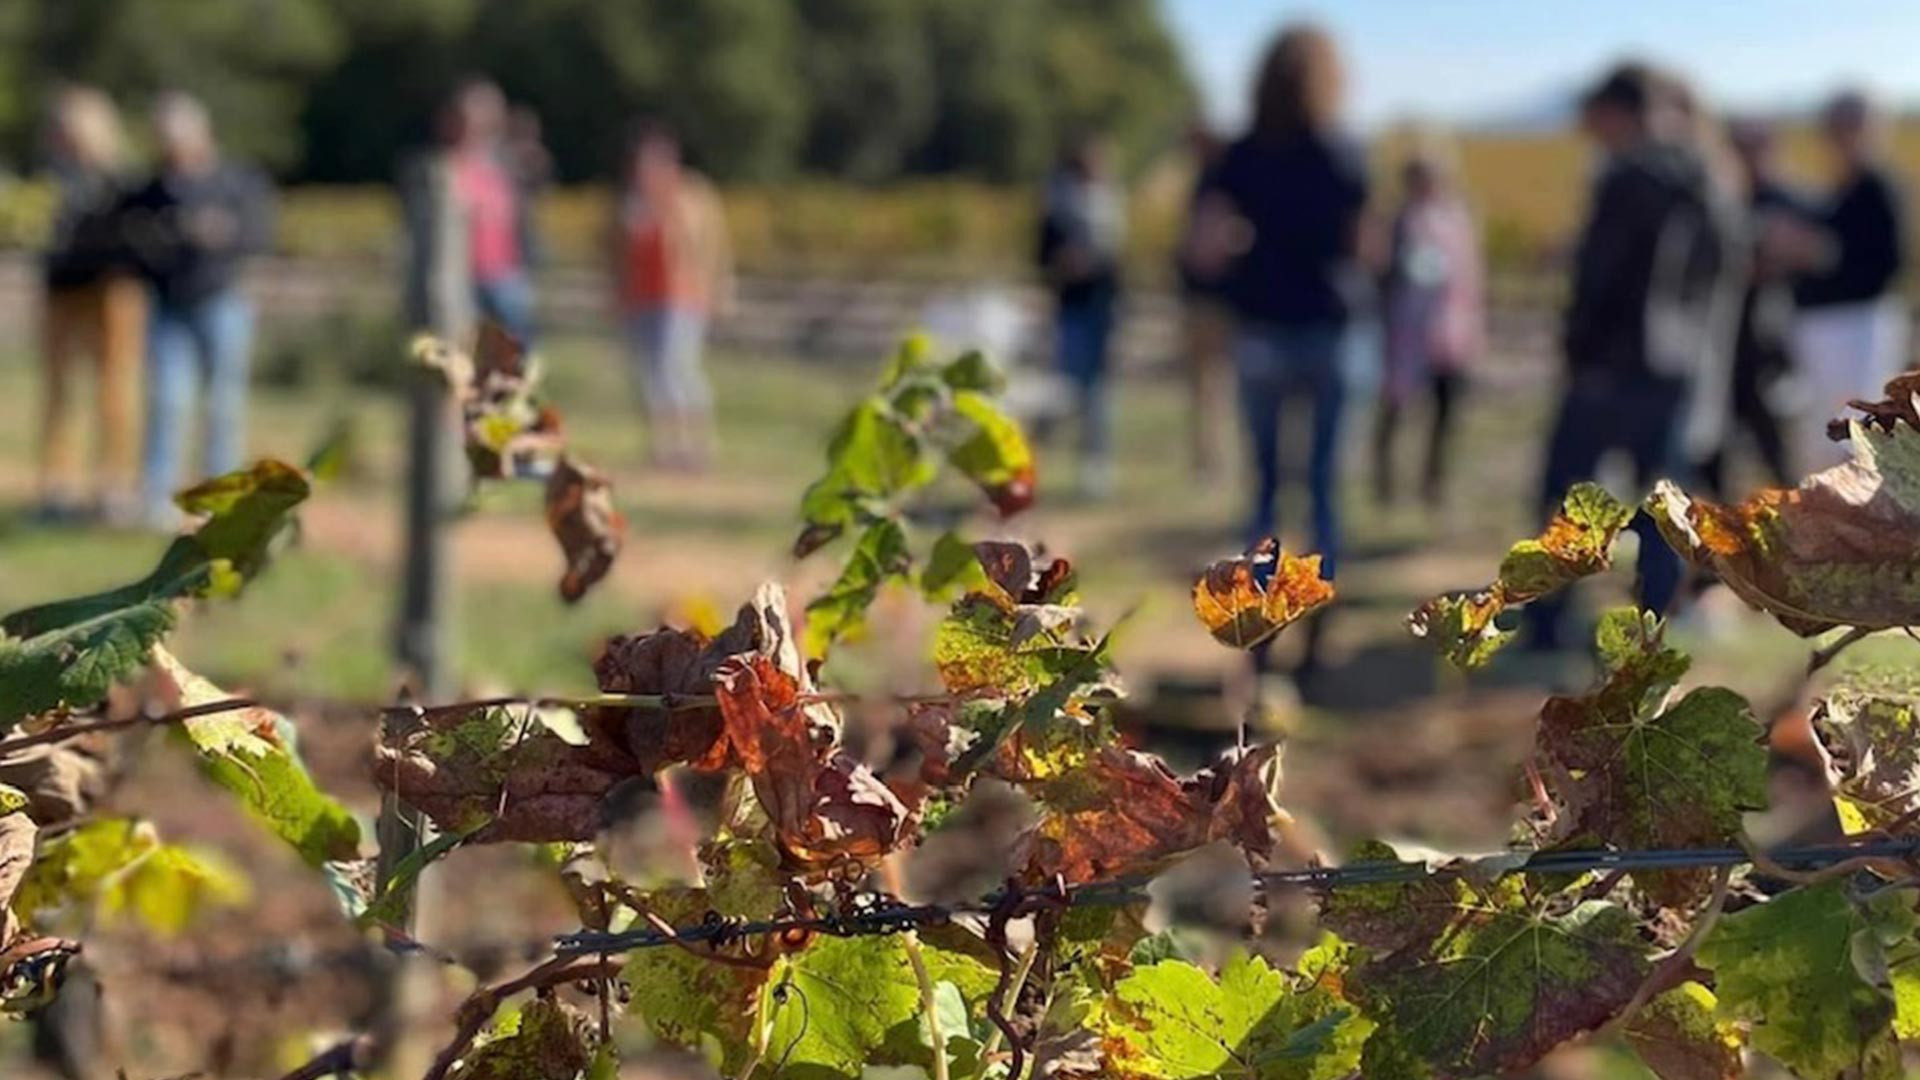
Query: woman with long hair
1188 24 1371 666
37 85 144 523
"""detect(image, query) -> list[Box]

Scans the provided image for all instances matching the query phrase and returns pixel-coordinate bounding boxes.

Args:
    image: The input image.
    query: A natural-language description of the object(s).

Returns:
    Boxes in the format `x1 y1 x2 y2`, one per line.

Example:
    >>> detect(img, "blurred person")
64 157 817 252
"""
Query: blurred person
401 79 535 345
506 104 554 273
610 120 732 470
1037 131 1126 498
1173 121 1232 480
1188 24 1370 582
1373 138 1484 510
1529 62 1727 648
35 86 144 524
1697 117 1798 494
1785 90 1909 470
121 91 274 527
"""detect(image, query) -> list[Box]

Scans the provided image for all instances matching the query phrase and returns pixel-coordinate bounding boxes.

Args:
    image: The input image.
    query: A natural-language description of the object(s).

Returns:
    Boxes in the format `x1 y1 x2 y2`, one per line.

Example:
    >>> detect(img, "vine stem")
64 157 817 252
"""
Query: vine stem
1807 625 1877 675
904 932 950 1080
1599 866 1733 1041
270 1034 374 1080
421 953 621 1080
980 938 1038 1069
381 689 968 723
0 697 256 757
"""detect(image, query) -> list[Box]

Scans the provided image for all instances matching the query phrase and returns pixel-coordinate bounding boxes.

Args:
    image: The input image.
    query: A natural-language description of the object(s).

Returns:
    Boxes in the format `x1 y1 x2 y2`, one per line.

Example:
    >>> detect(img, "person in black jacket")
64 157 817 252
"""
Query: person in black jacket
1037 133 1126 498
35 86 144 523
121 91 274 527
1530 63 1726 648
1785 90 1909 471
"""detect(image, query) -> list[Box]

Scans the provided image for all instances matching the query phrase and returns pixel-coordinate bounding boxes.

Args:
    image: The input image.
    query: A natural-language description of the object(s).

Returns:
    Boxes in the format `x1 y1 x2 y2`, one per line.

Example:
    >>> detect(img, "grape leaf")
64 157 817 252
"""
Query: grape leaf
1192 539 1334 650
933 587 1097 700
545 455 625 604
919 530 989 599
712 653 910 871
150 648 363 865
1408 482 1632 668
374 703 627 843
453 998 594 1080
797 398 932 549
1319 841 1650 1080
1099 951 1363 1080
1621 982 1743 1080
1533 610 1767 907
0 599 175 729
764 933 995 1078
0 458 311 727
1698 880 1902 1080
947 389 1036 517
803 517 912 658
1812 692 1920 832
623 887 766 1066
0 796 33 937
1018 743 1277 885
1649 374 1920 636
13 818 248 937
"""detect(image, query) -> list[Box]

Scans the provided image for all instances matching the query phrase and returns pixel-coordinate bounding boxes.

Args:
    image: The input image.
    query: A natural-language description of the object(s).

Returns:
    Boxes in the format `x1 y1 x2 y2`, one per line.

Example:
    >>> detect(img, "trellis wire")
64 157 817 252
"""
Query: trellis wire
551 837 1920 957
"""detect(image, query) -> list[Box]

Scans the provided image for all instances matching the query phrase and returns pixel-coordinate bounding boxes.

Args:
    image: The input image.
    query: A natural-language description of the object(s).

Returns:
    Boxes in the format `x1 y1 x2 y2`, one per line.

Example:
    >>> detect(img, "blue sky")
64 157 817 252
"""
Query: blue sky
1164 0 1920 130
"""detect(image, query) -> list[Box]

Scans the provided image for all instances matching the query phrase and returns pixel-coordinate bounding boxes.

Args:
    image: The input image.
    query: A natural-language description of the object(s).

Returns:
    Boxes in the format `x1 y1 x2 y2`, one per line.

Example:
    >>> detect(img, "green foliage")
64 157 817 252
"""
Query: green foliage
0 459 309 729
14 818 249 937
1699 881 1905 1080
763 933 996 1076
1099 952 1364 1079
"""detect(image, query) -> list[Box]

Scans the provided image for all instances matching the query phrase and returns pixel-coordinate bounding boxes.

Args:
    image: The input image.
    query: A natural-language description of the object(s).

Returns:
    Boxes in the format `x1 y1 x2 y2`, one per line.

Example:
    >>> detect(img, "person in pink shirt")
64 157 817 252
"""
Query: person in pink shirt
1374 143 1484 511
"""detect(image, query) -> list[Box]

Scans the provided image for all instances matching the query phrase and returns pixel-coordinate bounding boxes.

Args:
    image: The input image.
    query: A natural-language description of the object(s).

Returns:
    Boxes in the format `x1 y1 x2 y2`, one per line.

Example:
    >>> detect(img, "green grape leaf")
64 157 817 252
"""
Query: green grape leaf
1408 482 1632 669
803 517 912 658
13 818 248 937
699 836 784 921
150 648 362 866
765 933 995 1078
947 389 1035 517
1321 841 1651 1080
623 888 766 1067
933 591 1094 699
1192 539 1334 651
1648 372 1920 636
1813 693 1920 832
0 599 176 729
939 349 1004 394
1699 880 1902 1080
1535 611 1767 907
0 458 311 727
1100 951 1363 1080
1620 982 1743 1080
797 399 933 549
453 997 595 1080
945 630 1117 783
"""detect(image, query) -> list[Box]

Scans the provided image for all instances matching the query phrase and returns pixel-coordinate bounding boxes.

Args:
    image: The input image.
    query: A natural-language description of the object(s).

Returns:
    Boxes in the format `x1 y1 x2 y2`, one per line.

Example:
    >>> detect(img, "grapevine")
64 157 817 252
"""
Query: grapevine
2 340 1919 1080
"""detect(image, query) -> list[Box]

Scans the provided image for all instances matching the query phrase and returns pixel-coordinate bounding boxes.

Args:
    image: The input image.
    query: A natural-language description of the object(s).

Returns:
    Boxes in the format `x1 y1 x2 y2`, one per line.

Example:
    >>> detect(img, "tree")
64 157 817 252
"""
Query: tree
793 0 937 182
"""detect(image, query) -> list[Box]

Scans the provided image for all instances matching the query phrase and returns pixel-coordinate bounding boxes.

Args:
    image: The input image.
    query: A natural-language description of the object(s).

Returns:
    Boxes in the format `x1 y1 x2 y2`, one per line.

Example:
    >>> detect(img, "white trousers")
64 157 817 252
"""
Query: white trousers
1789 297 1910 472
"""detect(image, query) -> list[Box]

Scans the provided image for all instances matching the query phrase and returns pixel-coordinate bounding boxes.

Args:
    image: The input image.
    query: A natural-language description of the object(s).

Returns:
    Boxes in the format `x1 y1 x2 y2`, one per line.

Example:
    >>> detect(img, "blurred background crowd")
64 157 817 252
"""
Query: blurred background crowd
0 1 1917 1073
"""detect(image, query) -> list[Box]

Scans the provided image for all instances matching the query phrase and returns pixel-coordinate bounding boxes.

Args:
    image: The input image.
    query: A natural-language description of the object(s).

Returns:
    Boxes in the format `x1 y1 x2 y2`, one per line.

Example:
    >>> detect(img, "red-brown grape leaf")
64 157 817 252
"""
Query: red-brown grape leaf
711 654 909 872
1016 743 1277 885
1533 610 1767 907
1649 373 1920 636
373 705 628 843
1408 482 1633 668
1320 841 1651 1080
1192 538 1333 650
545 455 625 604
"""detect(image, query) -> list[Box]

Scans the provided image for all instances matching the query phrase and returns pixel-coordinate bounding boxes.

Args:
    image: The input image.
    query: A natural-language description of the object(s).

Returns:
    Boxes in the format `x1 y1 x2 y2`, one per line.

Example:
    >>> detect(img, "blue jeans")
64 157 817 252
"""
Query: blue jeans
1528 369 1689 647
475 272 537 346
1235 323 1348 577
142 289 254 521
623 307 712 416
1056 296 1116 467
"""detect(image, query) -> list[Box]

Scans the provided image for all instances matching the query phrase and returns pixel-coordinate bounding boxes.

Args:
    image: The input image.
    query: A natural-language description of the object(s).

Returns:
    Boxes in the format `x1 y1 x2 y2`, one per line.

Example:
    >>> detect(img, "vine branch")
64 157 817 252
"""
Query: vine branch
421 953 622 1080
0 697 256 758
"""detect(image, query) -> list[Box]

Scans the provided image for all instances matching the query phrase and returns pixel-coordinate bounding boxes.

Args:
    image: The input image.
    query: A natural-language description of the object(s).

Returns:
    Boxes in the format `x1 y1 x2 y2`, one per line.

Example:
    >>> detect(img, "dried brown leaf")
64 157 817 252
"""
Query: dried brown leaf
545 455 625 604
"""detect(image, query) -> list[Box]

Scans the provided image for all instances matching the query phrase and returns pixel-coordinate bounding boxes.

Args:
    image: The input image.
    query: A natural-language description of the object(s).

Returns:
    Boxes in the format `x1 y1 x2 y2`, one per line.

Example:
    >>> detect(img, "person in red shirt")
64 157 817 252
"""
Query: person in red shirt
609 121 732 470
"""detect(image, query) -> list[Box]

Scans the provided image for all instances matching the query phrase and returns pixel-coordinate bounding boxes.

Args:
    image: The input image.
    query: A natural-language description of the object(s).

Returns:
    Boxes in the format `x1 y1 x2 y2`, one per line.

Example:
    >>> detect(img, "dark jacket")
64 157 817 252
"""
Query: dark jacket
1037 169 1124 310
1795 164 1907 309
44 164 136 290
1563 139 1723 380
120 161 274 308
1204 131 1370 327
